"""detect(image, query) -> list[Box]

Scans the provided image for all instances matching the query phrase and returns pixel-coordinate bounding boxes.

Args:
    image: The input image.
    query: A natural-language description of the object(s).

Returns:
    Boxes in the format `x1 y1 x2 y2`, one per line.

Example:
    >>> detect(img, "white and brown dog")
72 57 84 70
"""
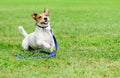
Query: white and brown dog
18 8 55 52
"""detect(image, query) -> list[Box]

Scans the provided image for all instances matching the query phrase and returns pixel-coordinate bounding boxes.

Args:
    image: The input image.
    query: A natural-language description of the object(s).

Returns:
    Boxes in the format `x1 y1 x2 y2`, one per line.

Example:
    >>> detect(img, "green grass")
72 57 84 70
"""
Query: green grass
0 0 120 78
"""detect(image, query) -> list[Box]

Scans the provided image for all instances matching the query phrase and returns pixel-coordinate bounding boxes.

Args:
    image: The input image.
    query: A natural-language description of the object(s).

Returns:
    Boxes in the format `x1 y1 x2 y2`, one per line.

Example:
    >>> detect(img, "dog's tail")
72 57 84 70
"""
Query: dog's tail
18 26 28 37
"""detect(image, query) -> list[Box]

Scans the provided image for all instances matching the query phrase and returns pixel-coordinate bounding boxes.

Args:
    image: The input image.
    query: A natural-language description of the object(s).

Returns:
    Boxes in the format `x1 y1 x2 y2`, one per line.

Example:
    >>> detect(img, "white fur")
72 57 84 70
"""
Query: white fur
18 24 55 51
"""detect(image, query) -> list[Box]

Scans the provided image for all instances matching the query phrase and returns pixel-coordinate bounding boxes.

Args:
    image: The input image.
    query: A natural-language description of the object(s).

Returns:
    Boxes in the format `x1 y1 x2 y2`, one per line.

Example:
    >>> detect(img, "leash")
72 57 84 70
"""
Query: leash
16 29 58 60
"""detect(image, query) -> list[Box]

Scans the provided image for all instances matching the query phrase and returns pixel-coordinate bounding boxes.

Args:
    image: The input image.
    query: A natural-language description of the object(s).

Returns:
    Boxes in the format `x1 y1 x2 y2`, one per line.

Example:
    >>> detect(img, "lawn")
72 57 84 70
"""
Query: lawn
0 0 120 78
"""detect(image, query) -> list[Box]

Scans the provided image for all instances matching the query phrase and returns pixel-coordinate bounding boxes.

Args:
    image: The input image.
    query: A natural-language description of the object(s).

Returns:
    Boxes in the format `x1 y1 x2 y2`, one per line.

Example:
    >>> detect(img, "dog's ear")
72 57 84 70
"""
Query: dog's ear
44 8 49 16
32 13 37 20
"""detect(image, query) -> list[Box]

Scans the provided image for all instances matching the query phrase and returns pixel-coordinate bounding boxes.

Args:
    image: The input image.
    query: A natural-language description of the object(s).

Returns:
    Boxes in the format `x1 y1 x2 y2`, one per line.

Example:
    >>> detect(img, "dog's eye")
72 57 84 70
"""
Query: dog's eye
38 16 41 19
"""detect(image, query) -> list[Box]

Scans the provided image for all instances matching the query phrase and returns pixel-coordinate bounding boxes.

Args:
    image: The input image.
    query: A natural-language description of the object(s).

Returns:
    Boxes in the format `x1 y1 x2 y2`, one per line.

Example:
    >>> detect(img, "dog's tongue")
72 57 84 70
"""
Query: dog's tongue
44 22 48 24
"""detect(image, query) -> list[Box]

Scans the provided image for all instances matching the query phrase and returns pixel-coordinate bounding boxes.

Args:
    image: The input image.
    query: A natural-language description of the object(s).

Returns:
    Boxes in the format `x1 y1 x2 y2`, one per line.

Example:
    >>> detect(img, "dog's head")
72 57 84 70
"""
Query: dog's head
32 8 50 27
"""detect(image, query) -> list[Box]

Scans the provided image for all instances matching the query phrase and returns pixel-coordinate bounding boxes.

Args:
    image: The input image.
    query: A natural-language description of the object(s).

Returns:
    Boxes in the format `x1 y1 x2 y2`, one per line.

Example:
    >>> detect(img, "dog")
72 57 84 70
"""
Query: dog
18 8 55 52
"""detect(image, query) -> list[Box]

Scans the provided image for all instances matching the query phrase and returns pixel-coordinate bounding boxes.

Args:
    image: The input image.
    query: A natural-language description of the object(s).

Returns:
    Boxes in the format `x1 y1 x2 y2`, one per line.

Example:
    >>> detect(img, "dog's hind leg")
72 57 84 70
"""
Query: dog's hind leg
22 38 29 50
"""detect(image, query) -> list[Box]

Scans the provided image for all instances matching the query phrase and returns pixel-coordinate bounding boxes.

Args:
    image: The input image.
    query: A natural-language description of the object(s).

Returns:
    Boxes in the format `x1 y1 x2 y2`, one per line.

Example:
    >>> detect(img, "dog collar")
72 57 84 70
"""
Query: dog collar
36 23 48 28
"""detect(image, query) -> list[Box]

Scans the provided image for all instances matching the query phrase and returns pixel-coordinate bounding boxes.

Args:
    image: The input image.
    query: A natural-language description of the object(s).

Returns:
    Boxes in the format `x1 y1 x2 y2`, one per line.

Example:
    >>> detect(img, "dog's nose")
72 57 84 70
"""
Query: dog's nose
44 17 47 21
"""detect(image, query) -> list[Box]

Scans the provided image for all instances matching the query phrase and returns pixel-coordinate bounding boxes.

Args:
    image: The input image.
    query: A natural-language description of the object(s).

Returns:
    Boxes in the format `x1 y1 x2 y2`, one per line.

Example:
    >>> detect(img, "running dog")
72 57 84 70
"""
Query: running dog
18 8 55 52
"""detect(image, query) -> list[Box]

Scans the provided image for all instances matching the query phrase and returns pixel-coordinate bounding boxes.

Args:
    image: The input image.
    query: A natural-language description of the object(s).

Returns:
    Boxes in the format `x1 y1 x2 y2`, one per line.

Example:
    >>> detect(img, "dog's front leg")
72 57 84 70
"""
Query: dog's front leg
50 42 54 52
36 40 51 50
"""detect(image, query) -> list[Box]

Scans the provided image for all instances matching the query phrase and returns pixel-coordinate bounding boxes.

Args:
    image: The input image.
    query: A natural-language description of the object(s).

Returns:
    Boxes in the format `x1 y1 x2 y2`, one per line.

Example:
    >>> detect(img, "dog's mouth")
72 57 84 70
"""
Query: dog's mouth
41 21 49 25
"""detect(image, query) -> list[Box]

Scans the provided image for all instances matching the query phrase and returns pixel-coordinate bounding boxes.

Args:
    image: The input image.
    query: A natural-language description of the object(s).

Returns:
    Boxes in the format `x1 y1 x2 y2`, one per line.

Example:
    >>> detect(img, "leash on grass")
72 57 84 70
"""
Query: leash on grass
16 29 58 60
